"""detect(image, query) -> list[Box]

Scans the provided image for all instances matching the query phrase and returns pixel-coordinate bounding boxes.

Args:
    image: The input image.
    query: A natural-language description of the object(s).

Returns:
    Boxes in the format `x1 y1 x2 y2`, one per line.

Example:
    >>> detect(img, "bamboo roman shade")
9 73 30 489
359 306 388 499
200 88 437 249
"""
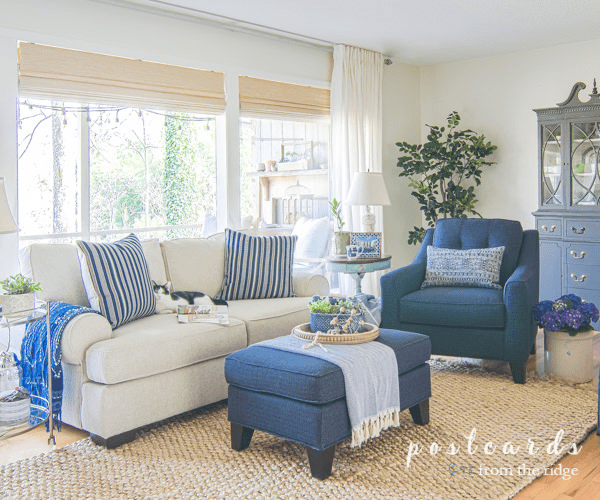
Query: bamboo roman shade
18 43 225 114
239 76 330 119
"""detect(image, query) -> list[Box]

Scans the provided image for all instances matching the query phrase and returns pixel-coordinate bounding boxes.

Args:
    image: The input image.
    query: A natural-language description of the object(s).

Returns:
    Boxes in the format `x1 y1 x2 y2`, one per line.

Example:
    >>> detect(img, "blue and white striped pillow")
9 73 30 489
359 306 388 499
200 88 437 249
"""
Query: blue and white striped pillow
217 229 297 301
76 234 156 329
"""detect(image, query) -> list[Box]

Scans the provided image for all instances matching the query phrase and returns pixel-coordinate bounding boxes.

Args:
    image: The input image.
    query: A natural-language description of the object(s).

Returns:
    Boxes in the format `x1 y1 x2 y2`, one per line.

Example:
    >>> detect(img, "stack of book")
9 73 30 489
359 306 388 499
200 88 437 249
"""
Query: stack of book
0 388 30 428
177 304 229 325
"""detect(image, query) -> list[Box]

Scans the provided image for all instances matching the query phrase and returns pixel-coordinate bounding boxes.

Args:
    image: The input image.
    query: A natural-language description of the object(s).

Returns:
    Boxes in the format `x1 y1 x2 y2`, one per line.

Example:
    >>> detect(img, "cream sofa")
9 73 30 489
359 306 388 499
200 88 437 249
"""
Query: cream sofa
18 235 329 447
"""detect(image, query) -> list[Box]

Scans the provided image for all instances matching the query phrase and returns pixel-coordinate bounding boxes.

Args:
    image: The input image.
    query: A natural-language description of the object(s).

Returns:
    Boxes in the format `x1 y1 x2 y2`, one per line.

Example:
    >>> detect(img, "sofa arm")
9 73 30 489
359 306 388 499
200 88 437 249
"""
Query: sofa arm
293 272 330 297
61 313 113 365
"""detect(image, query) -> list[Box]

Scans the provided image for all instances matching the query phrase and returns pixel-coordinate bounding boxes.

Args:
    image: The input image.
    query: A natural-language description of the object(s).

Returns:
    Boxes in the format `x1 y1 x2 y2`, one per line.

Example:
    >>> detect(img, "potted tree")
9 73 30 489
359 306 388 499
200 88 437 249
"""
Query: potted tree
396 111 497 245
534 294 599 382
0 274 42 319
330 198 350 255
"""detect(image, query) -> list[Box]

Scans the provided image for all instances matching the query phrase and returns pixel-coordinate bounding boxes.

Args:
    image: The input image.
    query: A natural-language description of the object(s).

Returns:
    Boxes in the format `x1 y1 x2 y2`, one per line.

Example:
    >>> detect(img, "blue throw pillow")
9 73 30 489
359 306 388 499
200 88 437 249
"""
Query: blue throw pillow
76 233 156 329
422 246 505 290
217 229 297 300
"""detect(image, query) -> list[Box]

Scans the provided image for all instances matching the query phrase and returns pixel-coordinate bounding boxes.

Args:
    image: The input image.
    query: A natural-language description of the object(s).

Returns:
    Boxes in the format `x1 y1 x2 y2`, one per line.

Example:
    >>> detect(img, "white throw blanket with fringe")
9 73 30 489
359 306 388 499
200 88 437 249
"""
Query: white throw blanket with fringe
256 334 400 447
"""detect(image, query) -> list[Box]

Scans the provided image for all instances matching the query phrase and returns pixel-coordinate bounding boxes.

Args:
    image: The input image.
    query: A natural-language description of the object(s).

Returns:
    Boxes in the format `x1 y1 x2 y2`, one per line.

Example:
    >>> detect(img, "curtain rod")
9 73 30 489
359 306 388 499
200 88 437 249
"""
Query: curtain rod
94 0 392 63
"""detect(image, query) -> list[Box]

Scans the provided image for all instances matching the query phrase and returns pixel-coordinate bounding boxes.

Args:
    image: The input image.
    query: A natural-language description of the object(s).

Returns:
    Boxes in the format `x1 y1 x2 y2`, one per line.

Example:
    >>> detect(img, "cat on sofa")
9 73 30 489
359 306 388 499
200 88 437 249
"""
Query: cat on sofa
153 281 228 314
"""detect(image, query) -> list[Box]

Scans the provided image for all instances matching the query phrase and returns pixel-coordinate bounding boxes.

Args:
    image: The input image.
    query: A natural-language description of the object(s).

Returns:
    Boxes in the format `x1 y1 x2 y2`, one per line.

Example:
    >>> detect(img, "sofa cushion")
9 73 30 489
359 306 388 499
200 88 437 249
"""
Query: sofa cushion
292 216 331 260
228 296 312 344
217 229 297 301
140 238 167 285
224 329 431 404
399 287 505 329
161 238 225 297
85 313 247 384
77 234 156 329
422 246 505 290
19 244 90 307
432 218 523 285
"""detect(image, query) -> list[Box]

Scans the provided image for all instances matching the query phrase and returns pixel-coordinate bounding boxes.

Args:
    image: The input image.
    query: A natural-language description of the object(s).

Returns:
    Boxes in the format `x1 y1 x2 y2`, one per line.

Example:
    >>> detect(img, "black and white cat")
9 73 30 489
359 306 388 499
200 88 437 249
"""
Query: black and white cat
153 281 228 314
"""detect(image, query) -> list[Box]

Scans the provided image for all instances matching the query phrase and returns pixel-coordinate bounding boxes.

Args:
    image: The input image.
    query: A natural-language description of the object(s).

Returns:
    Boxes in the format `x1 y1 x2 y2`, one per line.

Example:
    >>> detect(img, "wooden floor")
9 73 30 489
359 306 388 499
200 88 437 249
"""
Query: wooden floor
0 329 598 499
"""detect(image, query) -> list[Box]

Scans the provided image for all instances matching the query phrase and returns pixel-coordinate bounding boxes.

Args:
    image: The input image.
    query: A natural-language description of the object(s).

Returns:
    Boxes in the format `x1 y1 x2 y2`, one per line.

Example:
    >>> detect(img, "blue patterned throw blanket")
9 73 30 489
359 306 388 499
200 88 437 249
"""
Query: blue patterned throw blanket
20 302 99 430
257 335 401 447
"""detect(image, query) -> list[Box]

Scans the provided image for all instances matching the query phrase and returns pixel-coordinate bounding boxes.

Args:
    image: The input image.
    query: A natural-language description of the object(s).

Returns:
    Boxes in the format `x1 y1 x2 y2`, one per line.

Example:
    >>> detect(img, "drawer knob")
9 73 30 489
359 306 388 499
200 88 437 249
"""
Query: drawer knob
571 226 586 235
570 273 587 283
570 250 587 259
541 224 557 233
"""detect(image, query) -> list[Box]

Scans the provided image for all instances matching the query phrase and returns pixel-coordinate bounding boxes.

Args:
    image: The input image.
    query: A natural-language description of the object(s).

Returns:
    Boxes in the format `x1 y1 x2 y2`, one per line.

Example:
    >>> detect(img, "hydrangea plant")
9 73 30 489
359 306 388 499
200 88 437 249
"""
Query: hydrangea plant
533 294 599 337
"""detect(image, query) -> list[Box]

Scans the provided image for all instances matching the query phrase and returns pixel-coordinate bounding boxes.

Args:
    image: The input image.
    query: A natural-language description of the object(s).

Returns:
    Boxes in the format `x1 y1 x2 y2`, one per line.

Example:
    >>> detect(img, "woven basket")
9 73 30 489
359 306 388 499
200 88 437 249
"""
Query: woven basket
309 312 364 334
292 323 379 345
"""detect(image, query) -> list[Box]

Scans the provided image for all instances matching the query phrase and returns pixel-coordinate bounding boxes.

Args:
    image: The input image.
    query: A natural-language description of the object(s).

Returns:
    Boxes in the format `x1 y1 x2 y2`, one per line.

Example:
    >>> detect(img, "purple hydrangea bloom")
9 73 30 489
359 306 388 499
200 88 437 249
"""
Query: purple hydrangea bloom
541 311 563 331
578 302 600 323
562 309 585 330
559 294 583 308
533 300 554 322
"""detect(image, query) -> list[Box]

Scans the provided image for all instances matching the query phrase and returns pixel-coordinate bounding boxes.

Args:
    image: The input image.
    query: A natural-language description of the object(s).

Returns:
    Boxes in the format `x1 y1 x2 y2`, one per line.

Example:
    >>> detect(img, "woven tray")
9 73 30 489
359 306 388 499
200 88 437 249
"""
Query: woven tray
292 323 379 345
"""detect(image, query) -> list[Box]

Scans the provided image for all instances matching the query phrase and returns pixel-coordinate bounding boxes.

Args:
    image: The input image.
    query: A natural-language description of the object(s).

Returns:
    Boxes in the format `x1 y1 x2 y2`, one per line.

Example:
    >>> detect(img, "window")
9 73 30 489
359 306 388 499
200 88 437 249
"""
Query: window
18 99 216 243
240 117 330 228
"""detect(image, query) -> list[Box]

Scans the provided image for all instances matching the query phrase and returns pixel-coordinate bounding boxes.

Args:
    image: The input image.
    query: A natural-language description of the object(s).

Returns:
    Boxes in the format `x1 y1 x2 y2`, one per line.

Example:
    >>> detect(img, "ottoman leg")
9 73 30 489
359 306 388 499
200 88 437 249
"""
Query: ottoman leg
306 445 335 480
231 423 254 451
409 399 429 425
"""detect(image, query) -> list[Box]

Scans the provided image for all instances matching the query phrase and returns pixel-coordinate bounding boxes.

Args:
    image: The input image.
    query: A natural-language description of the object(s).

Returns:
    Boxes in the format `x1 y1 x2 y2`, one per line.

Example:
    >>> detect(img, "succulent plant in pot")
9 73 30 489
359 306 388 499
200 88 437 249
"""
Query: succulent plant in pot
0 274 42 319
308 296 366 334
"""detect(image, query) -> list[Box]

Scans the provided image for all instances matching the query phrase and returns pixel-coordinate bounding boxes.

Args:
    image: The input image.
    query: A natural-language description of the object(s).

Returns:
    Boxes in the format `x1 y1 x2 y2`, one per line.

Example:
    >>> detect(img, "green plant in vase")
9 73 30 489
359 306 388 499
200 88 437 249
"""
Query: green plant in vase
0 274 42 319
396 111 497 244
329 197 350 255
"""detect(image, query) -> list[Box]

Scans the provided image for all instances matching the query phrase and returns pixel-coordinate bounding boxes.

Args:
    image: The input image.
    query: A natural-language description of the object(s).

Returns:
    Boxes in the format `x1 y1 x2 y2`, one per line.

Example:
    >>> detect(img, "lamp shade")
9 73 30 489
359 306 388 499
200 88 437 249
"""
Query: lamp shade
0 178 19 234
345 171 391 206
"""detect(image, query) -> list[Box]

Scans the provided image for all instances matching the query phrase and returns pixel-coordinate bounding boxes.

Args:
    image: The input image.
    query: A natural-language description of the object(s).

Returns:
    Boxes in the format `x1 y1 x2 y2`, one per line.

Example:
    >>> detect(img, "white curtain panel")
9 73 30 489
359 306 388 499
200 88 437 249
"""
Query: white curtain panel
331 44 384 296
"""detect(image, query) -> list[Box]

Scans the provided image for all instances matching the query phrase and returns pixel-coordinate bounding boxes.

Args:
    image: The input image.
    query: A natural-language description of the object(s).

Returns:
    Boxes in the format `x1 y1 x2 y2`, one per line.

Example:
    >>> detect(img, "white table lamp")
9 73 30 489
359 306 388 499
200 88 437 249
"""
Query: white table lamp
0 178 18 234
345 171 391 232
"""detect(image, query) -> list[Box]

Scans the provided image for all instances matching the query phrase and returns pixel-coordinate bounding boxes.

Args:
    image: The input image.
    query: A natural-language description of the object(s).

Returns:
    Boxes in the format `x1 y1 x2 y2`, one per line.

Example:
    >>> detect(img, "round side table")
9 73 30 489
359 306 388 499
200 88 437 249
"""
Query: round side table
326 255 391 295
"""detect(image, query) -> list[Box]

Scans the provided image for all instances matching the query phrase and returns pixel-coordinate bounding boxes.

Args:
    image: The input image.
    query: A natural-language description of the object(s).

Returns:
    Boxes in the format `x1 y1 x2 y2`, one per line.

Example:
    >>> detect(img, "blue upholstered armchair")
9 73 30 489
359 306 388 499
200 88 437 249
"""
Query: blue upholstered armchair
380 218 539 384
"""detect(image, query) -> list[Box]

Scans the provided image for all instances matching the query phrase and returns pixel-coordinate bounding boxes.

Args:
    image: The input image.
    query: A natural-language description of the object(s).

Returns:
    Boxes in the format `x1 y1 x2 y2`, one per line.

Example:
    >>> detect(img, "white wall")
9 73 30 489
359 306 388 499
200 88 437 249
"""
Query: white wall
420 38 600 231
382 62 421 267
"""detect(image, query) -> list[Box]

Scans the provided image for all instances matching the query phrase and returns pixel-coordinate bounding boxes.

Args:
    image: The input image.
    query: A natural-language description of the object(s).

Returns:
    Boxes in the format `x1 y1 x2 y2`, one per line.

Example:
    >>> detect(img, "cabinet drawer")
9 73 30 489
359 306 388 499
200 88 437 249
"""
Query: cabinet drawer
564 219 600 241
566 263 600 290
565 242 600 263
536 218 562 238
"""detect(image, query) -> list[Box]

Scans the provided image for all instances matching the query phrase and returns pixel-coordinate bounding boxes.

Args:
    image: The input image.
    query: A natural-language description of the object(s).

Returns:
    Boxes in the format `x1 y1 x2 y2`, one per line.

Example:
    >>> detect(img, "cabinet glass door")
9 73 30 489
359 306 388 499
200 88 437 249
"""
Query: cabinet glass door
541 124 563 205
571 122 600 206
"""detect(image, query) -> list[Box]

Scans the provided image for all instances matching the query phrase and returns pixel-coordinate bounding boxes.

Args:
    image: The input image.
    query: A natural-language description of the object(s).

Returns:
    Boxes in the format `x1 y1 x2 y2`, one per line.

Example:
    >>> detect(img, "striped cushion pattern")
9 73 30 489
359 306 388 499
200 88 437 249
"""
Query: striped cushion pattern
422 246 505 290
76 234 156 329
217 229 297 300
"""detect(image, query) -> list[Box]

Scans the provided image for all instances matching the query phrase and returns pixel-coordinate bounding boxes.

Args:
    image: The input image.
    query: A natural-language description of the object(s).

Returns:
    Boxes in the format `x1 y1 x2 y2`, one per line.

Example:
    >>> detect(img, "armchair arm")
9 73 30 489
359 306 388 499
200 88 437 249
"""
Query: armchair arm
503 230 540 361
61 313 113 365
380 229 434 328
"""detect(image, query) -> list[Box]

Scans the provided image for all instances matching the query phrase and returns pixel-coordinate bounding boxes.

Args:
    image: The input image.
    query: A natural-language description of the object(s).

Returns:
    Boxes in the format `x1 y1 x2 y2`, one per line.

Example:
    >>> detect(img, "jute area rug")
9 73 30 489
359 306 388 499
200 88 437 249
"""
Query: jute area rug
1 359 596 500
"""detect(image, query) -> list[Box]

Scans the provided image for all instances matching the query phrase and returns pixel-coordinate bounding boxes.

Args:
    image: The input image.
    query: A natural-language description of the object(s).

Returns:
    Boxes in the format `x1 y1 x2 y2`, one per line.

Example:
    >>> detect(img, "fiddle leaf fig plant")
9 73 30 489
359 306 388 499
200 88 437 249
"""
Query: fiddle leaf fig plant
396 111 497 245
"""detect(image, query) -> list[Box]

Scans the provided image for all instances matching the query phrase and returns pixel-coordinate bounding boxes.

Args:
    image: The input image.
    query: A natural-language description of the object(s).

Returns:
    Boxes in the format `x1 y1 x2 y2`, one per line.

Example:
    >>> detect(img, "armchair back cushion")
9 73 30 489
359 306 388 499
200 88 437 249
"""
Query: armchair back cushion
432 218 523 285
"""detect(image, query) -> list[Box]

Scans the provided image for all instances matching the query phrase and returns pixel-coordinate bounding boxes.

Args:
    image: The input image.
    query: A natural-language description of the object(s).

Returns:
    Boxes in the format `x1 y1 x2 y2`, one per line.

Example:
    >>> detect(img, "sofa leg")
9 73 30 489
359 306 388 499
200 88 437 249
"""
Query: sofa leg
91 429 137 449
409 399 430 425
306 445 335 480
510 361 526 384
231 423 254 451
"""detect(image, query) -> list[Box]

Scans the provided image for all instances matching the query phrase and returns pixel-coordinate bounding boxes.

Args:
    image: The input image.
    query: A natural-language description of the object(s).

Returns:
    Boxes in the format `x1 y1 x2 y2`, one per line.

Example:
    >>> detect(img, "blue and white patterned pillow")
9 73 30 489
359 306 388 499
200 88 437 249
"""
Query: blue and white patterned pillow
422 246 505 290
76 234 156 329
217 229 297 301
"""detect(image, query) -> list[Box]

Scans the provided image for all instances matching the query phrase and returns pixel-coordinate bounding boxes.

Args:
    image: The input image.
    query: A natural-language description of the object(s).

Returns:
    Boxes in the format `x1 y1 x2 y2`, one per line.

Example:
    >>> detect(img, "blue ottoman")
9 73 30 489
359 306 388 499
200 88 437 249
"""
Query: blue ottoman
224 329 431 479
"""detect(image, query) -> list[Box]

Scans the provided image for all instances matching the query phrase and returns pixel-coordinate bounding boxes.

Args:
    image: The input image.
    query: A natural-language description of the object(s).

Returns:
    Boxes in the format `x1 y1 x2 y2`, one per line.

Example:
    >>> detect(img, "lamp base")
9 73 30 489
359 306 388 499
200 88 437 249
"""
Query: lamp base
362 211 376 232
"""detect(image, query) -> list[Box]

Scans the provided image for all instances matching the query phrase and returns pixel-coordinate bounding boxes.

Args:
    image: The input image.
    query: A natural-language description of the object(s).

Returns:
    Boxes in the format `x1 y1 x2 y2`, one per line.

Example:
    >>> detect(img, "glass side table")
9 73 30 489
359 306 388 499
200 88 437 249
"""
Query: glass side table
0 301 54 445
326 255 392 295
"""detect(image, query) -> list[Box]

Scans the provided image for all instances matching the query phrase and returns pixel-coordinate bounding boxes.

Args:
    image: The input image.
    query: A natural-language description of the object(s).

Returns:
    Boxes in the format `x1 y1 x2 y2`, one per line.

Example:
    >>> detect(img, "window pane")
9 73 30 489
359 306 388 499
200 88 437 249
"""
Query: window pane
240 117 330 228
89 107 216 239
18 99 81 239
17 99 217 244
